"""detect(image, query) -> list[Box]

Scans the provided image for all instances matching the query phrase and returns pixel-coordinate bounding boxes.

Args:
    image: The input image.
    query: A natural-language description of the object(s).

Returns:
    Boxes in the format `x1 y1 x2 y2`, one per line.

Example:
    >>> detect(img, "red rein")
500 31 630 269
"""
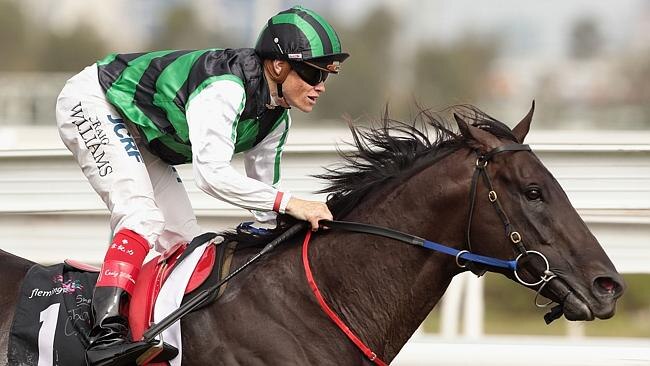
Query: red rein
301 231 388 365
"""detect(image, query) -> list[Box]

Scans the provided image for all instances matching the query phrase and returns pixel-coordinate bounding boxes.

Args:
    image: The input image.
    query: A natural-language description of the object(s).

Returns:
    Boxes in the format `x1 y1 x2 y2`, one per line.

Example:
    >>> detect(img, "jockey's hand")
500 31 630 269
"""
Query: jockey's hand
285 197 333 231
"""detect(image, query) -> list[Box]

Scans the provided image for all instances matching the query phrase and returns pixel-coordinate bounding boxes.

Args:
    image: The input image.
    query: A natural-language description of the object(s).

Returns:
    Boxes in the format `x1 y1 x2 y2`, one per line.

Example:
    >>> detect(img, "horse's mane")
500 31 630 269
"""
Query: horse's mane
223 104 517 245
318 105 517 218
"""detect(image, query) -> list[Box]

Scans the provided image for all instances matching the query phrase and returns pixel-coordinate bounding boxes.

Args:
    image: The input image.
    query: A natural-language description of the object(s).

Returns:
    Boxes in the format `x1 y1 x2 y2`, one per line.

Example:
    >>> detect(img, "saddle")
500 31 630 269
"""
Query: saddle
66 233 238 344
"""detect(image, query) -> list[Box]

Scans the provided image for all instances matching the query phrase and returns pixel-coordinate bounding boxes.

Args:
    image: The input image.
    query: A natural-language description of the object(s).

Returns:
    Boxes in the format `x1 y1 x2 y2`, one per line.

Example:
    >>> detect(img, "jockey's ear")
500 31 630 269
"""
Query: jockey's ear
454 113 500 151
512 100 535 143
264 59 291 84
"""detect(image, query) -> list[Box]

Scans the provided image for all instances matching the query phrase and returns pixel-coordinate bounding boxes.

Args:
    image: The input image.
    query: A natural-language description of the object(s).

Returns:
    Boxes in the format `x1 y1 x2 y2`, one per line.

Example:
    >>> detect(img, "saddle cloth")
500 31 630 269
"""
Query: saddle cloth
8 233 236 366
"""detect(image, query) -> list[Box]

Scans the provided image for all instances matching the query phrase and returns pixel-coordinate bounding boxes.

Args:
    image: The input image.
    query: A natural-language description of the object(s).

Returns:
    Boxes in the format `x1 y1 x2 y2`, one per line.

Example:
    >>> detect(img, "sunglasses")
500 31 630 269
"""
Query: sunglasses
289 61 329 86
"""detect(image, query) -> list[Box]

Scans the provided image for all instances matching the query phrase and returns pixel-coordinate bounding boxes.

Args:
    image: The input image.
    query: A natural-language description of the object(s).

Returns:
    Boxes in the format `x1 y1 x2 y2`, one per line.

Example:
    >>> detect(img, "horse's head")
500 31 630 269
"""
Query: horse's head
453 102 624 321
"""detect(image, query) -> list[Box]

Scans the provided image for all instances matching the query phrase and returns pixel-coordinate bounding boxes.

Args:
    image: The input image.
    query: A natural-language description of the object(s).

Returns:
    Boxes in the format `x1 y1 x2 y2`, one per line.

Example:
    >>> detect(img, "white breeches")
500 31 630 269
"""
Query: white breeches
55 64 201 252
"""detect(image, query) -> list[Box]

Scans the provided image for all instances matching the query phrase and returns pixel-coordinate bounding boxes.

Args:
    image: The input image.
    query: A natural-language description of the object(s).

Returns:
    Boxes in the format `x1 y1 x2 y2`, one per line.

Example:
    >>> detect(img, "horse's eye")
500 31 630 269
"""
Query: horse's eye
525 187 543 201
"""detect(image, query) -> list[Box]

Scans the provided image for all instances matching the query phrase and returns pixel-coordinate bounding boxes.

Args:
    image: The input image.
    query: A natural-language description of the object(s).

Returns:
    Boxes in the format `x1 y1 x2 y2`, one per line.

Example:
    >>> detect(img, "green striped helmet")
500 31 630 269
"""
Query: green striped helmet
255 6 349 73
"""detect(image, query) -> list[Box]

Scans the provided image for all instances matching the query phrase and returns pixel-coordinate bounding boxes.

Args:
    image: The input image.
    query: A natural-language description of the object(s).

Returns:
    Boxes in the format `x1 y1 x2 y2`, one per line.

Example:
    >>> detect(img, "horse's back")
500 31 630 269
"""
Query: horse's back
0 249 35 363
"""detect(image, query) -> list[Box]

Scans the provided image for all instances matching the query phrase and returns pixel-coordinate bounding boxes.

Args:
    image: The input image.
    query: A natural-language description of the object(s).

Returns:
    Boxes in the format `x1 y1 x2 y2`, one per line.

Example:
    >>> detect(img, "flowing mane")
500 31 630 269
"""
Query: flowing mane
318 105 518 218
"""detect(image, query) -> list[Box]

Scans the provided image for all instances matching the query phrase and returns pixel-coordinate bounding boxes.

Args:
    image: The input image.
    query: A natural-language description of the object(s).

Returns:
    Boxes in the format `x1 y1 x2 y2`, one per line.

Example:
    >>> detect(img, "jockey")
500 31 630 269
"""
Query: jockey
55 6 349 365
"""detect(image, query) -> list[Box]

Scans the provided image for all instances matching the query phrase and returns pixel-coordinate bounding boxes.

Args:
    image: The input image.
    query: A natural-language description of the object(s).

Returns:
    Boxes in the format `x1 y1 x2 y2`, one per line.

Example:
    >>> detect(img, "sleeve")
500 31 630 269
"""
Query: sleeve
243 111 293 222
186 78 288 214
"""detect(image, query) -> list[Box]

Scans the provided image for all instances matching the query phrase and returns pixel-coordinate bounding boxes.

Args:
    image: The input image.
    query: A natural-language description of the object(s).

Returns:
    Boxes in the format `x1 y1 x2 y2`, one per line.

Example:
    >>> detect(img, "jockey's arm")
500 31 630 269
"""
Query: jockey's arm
243 112 332 229
187 79 286 212
241 111 290 223
186 78 331 229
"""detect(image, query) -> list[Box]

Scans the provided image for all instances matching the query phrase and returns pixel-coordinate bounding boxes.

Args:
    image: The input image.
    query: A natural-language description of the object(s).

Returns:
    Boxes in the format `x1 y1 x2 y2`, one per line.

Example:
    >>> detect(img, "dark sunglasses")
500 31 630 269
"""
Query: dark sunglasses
289 61 329 86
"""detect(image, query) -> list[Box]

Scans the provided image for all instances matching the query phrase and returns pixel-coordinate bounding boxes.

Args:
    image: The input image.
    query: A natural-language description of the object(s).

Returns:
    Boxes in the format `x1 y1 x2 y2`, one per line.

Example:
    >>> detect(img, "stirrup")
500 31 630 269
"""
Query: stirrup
85 338 178 366
136 337 167 365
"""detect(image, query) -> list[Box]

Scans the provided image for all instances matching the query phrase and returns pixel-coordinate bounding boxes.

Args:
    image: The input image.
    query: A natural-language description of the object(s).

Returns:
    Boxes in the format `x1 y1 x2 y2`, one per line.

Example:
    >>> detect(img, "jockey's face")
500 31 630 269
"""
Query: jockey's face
282 70 326 113
265 60 327 113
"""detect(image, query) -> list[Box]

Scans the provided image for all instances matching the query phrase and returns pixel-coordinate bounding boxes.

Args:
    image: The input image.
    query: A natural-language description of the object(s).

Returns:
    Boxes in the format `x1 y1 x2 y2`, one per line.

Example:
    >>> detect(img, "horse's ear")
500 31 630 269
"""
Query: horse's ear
512 100 535 143
454 113 471 138
454 113 500 150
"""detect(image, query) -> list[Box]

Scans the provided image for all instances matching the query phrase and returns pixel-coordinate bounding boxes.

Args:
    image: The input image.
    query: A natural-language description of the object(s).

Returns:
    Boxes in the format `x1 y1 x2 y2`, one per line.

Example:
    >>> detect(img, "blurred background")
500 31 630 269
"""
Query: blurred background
0 0 649 364
1 0 650 128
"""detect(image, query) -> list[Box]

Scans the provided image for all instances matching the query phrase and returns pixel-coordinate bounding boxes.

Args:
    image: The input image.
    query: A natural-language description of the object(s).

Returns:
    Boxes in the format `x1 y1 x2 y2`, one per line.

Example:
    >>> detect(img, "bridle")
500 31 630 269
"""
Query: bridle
466 143 532 257
464 143 557 297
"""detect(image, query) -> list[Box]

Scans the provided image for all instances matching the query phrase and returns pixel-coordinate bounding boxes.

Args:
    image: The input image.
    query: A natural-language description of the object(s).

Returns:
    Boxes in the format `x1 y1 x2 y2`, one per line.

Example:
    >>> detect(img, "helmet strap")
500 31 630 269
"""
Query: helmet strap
277 83 284 99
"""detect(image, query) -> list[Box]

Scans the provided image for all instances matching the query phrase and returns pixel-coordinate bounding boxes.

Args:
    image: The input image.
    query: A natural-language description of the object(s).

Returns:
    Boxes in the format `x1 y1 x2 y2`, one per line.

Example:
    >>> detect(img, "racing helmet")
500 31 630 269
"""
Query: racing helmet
255 6 349 74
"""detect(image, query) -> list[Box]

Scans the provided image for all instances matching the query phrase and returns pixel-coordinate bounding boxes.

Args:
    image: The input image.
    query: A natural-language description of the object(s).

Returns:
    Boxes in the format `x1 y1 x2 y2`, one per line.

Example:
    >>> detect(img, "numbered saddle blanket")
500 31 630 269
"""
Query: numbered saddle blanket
8 262 98 365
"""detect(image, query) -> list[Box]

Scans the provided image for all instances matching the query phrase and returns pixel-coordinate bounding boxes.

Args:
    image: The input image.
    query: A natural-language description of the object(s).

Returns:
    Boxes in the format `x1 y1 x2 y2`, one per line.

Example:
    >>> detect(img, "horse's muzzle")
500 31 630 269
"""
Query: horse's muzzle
589 274 625 319
542 272 624 321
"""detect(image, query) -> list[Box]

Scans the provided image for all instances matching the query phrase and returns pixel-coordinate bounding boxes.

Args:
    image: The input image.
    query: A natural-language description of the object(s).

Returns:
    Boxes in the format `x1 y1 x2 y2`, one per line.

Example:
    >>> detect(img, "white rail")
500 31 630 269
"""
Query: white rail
393 336 650 365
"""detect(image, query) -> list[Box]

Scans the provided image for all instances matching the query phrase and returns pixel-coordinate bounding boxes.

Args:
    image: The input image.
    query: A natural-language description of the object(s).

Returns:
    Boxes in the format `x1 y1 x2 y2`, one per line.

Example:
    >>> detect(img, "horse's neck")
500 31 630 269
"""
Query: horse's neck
313 157 469 361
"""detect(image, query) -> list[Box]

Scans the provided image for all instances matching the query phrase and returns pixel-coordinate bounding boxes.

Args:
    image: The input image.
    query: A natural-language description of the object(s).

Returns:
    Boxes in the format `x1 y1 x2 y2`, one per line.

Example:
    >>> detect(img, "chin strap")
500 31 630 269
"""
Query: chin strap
277 84 284 99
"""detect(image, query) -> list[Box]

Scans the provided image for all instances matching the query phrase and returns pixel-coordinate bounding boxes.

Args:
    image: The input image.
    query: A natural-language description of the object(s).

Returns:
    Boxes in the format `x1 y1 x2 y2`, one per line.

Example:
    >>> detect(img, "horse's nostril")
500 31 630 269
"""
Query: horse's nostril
594 276 623 297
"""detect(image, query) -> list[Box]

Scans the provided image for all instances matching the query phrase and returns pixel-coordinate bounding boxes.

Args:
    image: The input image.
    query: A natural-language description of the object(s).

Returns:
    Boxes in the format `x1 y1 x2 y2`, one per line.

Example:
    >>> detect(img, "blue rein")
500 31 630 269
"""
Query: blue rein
422 240 517 270
319 220 517 271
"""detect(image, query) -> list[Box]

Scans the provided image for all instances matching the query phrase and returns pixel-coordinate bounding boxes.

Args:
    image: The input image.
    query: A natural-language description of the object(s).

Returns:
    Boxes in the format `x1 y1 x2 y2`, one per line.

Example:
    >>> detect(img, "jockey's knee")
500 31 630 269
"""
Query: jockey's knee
154 219 202 253
112 208 166 250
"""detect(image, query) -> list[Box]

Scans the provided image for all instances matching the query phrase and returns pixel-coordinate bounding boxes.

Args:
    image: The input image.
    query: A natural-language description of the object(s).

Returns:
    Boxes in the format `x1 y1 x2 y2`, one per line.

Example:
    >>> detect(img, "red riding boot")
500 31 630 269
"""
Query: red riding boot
85 229 178 366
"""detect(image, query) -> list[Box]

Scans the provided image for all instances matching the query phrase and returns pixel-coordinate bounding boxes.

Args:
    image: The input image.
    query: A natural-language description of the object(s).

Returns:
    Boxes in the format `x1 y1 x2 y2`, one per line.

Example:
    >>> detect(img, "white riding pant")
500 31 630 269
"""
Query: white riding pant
56 64 202 252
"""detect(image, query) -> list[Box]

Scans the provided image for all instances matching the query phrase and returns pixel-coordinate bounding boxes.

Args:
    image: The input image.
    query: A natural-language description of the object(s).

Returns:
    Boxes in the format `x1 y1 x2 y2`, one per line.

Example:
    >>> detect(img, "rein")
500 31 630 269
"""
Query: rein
320 220 518 271
303 143 563 364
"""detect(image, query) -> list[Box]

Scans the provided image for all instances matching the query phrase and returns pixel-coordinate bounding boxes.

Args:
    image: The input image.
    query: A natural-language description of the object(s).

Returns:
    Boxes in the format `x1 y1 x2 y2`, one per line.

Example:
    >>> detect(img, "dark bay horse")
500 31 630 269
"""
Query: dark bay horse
0 103 624 365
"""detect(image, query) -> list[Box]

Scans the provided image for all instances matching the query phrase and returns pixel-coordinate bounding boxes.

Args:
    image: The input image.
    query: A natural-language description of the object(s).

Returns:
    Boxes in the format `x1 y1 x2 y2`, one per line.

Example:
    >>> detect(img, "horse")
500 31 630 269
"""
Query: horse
0 103 624 365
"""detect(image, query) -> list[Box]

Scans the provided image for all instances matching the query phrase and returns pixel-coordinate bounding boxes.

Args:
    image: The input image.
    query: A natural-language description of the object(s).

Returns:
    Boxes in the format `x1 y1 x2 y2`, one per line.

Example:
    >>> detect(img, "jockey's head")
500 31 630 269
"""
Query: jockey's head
255 6 349 112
